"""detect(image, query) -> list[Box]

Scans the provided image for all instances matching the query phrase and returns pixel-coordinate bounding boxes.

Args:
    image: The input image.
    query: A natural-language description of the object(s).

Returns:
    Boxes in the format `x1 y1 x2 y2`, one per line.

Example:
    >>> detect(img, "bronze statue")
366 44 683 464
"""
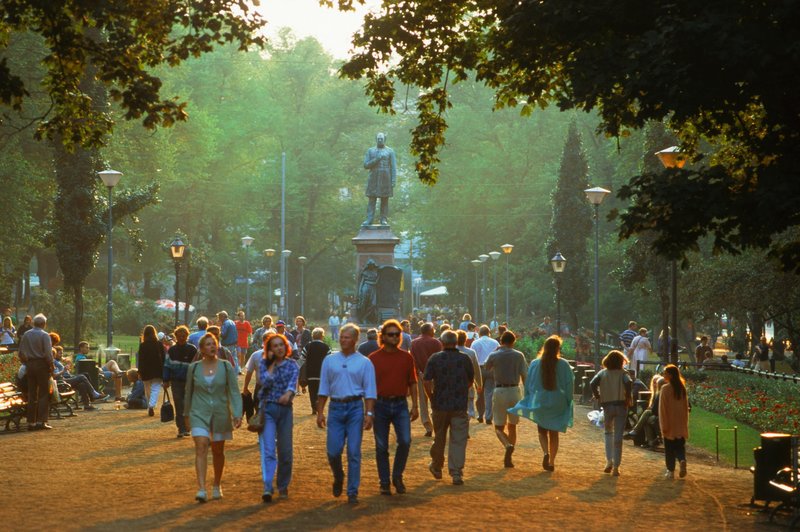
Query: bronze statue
363 132 397 226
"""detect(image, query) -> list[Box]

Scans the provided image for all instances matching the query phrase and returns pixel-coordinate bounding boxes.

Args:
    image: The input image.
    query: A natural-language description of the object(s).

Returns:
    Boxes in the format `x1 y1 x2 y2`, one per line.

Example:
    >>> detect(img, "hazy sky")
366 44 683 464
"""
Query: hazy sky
259 0 379 59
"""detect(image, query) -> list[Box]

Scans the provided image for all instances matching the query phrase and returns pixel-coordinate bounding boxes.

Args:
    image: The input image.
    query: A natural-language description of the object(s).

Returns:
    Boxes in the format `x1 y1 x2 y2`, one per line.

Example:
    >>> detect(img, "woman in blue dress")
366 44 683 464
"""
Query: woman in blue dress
509 336 574 472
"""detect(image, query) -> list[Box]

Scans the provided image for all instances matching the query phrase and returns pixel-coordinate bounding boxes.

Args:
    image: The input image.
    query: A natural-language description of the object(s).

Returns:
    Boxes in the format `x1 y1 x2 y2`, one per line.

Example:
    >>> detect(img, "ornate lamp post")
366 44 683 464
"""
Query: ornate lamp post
656 146 687 364
298 256 307 316
98 169 122 349
169 236 186 328
489 251 501 326
471 259 481 319
550 252 567 337
501 243 514 323
281 249 292 318
241 236 254 317
264 248 276 314
585 186 611 367
478 254 489 323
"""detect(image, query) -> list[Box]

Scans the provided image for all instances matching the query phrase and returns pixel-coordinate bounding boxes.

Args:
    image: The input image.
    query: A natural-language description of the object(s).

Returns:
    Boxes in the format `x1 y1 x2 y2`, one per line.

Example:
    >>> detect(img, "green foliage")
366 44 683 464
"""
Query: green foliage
30 287 105 343
516 336 576 363
546 122 592 329
0 353 21 384
338 0 800 271
0 1 267 149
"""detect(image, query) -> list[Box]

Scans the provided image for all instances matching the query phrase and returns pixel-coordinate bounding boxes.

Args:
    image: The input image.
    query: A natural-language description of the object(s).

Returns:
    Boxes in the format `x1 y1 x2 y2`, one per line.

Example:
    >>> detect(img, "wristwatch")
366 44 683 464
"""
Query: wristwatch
366 411 374 417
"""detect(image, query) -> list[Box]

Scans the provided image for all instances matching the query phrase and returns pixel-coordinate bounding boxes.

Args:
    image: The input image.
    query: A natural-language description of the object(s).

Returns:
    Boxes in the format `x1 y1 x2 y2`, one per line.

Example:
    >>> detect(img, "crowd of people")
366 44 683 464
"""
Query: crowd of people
11 308 695 503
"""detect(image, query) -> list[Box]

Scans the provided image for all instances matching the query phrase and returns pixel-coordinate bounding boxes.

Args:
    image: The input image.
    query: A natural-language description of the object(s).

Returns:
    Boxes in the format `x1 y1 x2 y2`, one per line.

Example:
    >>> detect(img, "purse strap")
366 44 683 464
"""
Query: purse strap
163 385 171 403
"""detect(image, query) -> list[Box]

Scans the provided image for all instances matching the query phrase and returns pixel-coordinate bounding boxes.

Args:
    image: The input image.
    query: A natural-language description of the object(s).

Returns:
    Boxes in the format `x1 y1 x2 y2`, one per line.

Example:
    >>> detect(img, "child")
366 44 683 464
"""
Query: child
590 350 632 476
659 364 690 479
125 369 147 409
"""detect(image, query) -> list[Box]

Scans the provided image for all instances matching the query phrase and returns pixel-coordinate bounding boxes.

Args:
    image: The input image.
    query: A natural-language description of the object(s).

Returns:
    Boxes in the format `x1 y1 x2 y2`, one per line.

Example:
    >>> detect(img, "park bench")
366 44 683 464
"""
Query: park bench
0 381 26 431
768 467 800 528
50 380 78 419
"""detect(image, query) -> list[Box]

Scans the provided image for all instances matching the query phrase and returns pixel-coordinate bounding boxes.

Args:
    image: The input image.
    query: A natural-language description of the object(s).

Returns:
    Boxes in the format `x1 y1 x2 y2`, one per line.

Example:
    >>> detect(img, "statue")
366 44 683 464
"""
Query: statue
356 259 380 323
362 132 397 226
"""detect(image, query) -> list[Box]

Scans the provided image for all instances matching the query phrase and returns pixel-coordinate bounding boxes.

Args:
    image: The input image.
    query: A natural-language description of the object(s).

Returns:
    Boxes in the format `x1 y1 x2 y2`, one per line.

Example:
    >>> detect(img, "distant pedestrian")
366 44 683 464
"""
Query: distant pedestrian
591 350 632 476
316 324 377 504
455 330 482 420
217 311 239 372
258 332 299 502
629 328 652 377
137 324 165 417
1 316 16 347
299 328 331 414
400 320 413 351
694 336 713 365
15 315 33 341
328 312 341 341
458 314 472 331
291 316 312 353
18 313 53 430
423 330 474 486
184 333 243 502
235 310 253 375
163 325 197 437
753 336 770 371
619 321 638 358
357 328 380 356
188 316 208 348
252 315 275 351
485 331 527 468
369 319 419 495
510 335 574 472
410 322 442 436
659 364 690 479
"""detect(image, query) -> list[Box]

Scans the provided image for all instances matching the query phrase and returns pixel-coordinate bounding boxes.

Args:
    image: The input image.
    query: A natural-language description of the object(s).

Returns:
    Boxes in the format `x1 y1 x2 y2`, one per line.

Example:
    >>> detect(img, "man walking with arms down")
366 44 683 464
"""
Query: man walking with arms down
317 324 377 504
18 313 53 430
485 331 527 468
369 319 419 495
424 330 474 485
410 322 442 437
472 325 500 424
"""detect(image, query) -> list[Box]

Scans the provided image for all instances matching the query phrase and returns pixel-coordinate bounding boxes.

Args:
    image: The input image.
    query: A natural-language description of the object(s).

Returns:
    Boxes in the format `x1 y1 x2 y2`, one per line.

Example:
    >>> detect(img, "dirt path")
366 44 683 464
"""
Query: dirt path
2 384 768 531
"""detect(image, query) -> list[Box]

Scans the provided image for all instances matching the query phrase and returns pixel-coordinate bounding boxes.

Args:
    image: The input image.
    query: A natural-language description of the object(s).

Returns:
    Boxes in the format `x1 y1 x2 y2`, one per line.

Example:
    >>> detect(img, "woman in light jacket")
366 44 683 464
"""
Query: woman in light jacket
184 333 242 502
659 364 690 479
590 350 632 476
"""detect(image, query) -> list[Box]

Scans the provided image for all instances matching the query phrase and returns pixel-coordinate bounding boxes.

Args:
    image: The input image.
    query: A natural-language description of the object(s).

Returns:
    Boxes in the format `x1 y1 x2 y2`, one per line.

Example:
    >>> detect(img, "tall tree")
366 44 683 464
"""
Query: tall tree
545 122 592 329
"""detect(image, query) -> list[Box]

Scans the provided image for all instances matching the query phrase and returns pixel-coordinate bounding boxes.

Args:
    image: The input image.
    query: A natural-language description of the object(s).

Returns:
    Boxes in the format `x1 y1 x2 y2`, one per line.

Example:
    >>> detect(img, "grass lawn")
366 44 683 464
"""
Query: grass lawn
689 406 762 467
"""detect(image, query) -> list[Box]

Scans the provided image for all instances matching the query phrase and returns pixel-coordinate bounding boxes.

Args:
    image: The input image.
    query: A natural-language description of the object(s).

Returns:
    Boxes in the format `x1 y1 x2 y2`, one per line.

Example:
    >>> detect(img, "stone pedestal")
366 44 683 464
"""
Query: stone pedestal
352 225 400 271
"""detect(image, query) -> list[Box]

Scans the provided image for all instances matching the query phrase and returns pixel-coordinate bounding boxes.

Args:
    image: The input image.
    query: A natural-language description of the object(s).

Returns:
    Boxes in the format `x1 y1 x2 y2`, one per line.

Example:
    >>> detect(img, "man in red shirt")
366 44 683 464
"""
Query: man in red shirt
369 319 419 495
235 310 253 376
410 322 442 437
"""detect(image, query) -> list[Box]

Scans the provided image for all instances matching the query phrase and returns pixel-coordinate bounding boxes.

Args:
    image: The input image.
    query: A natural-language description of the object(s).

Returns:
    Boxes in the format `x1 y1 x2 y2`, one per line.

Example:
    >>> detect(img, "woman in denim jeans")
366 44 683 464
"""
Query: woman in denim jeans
257 333 299 503
590 350 632 476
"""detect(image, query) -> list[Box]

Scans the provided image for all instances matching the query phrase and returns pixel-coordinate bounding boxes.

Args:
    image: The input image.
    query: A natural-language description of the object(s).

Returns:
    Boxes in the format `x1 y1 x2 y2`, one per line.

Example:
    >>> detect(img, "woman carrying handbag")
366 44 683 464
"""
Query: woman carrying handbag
184 333 242 503
590 350 633 476
257 332 299 503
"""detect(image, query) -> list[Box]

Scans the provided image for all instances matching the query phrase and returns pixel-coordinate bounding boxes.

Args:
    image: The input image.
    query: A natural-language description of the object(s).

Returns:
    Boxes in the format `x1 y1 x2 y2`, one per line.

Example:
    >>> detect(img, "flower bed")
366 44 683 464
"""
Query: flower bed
0 353 21 384
688 371 800 434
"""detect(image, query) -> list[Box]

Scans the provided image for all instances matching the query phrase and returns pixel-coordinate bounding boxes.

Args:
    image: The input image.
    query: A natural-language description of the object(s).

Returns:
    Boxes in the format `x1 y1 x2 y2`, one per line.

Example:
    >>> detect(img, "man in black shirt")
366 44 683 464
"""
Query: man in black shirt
300 328 331 414
423 330 474 485
163 326 198 437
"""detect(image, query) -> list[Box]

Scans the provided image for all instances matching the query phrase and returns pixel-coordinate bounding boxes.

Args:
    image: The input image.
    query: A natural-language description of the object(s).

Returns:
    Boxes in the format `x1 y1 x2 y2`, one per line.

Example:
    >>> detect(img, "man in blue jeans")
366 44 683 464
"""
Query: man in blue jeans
369 319 419 495
217 311 240 373
316 323 377 504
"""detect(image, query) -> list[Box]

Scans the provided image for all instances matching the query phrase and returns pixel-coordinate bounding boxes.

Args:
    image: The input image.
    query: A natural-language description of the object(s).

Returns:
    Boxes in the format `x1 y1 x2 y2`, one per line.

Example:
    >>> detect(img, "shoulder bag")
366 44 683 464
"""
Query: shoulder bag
161 387 175 422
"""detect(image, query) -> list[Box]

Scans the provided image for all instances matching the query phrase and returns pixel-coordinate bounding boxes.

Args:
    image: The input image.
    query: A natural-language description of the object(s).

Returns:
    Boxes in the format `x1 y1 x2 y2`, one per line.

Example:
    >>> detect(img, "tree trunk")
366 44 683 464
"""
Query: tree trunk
73 285 84 347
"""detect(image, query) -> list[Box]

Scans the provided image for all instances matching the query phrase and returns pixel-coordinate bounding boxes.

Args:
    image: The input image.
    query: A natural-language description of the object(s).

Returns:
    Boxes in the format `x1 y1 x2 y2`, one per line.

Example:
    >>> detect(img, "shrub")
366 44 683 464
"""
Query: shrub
0 353 21 384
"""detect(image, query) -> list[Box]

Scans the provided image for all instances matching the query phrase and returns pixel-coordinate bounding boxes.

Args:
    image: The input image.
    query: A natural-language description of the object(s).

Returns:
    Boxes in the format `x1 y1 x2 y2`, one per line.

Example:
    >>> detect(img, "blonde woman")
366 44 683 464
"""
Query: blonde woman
184 333 242 502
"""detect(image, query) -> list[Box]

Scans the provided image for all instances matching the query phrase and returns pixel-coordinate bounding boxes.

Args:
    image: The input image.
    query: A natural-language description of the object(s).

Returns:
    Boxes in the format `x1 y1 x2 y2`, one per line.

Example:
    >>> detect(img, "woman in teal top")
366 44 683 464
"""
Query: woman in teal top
509 335 574 472
184 333 243 503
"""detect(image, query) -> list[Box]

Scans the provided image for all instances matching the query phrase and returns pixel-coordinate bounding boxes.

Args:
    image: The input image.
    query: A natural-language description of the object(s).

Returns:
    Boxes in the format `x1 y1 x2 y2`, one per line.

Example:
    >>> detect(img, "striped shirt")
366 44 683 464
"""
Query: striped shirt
619 328 637 348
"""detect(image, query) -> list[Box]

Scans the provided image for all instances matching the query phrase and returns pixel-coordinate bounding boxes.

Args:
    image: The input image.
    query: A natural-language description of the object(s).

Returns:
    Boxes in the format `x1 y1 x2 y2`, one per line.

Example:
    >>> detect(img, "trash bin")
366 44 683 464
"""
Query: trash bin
751 433 792 505
77 359 99 390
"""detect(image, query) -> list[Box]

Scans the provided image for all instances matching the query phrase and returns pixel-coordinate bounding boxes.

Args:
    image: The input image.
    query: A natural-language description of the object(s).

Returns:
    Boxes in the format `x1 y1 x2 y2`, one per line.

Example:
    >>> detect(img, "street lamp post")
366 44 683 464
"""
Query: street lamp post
298 256 307 315
656 146 687 364
241 236 254 317
98 169 122 348
471 259 481 319
169 236 186 328
489 251 501 326
264 249 275 314
282 249 292 318
585 186 611 367
550 252 567 337
501 244 514 324
479 254 489 323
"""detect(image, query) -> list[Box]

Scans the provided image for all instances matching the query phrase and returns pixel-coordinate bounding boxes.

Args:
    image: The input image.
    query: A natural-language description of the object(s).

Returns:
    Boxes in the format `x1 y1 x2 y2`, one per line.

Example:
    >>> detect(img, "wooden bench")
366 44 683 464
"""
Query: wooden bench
0 381 27 431
50 380 78 419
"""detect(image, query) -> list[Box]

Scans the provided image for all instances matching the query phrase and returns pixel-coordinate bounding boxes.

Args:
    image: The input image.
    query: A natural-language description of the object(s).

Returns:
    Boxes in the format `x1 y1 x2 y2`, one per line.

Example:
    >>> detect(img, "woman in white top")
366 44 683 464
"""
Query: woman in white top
629 328 652 377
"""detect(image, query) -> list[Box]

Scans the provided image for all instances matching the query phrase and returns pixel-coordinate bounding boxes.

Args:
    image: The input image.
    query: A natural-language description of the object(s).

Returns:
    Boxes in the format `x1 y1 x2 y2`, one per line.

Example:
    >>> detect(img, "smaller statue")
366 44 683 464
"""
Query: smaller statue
356 259 380 323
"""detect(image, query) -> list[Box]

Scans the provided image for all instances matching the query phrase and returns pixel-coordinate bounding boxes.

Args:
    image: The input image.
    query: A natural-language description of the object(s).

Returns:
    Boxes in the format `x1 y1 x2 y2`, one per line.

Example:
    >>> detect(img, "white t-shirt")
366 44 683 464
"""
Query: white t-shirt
246 349 264 383
472 335 500 366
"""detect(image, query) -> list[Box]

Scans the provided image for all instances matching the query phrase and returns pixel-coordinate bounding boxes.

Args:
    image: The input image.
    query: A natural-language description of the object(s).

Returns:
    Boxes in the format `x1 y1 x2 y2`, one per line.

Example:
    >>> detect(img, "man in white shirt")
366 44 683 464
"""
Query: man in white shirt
471 325 500 424
328 313 341 341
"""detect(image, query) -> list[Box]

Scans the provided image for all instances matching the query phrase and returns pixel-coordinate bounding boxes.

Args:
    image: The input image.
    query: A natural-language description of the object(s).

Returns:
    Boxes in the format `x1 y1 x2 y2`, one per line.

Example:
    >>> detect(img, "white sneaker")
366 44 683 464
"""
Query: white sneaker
664 469 674 479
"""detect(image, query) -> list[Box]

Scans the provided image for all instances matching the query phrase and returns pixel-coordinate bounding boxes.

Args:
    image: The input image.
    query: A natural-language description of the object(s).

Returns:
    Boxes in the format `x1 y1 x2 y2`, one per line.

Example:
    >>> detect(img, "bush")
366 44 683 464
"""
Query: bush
516 335 576 363
0 353 21 384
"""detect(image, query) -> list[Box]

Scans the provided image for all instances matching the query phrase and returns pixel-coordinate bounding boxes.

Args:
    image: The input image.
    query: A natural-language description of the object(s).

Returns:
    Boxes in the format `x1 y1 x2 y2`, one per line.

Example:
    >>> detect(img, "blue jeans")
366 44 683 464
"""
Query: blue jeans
483 374 495 423
603 403 628 466
373 398 411 485
664 437 686 472
259 402 294 493
326 400 364 496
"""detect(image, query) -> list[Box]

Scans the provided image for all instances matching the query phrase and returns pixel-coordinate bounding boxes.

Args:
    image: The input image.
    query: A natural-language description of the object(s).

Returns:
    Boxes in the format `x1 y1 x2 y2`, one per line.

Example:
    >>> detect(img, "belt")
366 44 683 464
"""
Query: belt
377 395 406 402
495 383 519 388
330 396 363 403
